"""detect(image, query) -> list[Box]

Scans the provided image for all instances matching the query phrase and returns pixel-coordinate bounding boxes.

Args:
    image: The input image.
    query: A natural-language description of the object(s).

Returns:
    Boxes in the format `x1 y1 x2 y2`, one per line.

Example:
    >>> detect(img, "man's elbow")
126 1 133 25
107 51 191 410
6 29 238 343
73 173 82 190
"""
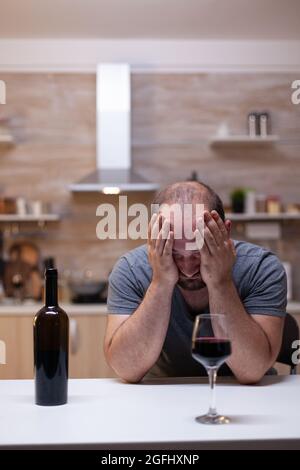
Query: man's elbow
235 366 268 385
236 374 263 385
120 373 144 384
111 366 145 384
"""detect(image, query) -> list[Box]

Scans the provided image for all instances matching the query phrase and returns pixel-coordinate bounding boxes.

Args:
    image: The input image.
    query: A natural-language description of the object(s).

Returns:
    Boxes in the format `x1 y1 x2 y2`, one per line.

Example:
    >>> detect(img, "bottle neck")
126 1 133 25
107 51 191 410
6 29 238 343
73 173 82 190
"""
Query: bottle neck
45 275 58 307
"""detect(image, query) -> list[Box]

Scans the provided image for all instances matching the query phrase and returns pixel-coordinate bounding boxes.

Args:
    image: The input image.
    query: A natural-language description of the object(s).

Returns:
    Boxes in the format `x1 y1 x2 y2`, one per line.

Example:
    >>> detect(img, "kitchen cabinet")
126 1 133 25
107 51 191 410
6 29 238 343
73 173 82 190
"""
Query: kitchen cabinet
0 311 116 380
68 314 116 379
0 315 33 379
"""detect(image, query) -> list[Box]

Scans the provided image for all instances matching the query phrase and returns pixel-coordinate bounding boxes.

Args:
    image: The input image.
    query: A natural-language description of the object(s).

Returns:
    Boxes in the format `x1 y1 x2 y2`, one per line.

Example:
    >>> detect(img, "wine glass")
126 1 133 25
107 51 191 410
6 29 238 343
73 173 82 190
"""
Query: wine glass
192 314 232 424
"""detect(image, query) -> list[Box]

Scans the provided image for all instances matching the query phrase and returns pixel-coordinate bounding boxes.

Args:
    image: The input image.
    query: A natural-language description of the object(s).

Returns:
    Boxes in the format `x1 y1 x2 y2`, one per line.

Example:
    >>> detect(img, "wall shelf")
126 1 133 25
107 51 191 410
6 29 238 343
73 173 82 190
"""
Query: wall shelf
0 214 60 223
210 135 279 147
130 137 300 148
227 212 300 222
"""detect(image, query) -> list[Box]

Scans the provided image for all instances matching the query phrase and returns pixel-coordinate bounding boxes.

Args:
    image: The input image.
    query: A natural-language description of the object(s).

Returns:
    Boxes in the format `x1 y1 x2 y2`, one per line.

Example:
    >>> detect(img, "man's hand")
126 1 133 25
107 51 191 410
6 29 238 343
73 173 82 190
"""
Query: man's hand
148 213 178 289
196 210 236 288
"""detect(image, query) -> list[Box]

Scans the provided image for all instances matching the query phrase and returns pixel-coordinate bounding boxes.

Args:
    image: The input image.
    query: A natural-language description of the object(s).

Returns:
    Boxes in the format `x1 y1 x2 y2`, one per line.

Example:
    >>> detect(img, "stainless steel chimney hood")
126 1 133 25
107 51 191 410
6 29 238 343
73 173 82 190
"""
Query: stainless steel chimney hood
69 64 159 194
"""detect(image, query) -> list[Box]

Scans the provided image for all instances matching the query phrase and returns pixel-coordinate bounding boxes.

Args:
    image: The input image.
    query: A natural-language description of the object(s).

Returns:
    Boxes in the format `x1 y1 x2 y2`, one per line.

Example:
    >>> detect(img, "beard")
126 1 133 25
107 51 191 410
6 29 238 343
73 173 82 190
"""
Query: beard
177 277 206 291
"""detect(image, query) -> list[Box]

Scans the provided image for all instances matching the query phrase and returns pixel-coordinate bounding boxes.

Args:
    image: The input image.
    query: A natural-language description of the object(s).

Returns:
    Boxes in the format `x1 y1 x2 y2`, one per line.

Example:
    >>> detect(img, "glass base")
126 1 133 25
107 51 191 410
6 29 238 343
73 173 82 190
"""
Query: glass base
195 414 230 425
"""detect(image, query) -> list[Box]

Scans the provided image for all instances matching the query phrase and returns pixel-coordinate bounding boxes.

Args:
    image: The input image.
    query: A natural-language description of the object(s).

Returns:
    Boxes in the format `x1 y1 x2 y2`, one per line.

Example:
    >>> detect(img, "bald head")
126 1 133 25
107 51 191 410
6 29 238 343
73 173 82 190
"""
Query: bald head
153 181 225 221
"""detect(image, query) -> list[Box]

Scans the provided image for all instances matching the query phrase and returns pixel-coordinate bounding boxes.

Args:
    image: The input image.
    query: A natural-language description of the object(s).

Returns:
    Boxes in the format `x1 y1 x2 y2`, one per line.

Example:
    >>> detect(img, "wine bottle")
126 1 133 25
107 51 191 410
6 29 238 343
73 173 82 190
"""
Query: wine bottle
34 268 69 406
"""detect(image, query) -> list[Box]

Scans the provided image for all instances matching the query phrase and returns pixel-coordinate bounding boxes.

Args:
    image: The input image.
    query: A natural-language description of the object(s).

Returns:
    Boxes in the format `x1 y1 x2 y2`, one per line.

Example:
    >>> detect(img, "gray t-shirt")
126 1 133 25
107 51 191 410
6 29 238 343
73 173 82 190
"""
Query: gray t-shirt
107 240 287 378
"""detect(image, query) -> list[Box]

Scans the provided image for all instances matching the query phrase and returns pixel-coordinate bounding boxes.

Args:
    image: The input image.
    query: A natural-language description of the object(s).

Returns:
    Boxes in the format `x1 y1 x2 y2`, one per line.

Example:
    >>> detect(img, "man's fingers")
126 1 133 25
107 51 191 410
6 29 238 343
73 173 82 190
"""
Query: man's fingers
201 233 211 258
203 226 217 254
161 218 170 238
194 227 211 258
150 213 160 247
204 211 223 246
155 219 170 255
194 228 204 251
148 213 157 244
155 230 163 255
211 211 229 240
228 238 236 256
163 230 174 256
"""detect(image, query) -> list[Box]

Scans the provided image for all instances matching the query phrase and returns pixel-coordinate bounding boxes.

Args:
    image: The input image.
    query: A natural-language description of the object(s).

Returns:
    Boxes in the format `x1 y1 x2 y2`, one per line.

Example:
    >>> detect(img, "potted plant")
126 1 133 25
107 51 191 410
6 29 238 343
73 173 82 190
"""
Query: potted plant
230 188 246 213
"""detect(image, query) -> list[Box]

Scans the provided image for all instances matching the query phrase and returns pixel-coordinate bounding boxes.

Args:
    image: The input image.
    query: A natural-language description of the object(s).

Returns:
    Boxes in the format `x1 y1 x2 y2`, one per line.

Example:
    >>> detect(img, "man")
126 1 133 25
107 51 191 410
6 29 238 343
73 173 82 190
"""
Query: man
104 181 287 384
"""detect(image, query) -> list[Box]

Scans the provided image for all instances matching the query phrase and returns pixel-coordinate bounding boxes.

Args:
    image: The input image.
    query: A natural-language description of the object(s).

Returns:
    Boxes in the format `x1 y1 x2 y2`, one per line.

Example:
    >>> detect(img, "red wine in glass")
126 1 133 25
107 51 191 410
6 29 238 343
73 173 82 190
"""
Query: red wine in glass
191 314 232 424
192 338 232 369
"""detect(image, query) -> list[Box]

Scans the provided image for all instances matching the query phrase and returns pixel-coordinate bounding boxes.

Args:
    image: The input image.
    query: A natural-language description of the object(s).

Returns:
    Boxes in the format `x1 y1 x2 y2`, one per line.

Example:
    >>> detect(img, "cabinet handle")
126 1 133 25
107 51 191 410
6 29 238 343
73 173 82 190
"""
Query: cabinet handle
70 318 80 354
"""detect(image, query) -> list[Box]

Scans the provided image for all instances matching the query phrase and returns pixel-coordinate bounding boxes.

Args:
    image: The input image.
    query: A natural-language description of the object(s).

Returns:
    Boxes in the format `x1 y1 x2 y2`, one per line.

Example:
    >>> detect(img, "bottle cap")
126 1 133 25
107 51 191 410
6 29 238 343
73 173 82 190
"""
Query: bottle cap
45 268 58 278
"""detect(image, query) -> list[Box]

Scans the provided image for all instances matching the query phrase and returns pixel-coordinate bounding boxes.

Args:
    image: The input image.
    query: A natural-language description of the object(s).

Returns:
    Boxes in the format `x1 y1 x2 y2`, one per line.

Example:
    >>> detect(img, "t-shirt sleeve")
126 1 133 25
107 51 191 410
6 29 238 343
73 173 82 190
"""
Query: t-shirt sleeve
243 252 287 317
107 256 144 315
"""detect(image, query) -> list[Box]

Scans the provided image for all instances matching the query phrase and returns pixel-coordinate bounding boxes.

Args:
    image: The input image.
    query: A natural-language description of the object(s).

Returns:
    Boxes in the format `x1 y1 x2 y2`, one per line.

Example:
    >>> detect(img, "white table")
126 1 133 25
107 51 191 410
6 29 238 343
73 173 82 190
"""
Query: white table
0 376 300 450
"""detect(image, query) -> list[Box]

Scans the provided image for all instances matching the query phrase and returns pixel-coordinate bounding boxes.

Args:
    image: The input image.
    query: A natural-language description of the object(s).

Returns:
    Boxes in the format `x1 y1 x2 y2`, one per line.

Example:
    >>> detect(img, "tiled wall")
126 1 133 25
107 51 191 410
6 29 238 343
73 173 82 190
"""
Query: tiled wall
0 72 299 297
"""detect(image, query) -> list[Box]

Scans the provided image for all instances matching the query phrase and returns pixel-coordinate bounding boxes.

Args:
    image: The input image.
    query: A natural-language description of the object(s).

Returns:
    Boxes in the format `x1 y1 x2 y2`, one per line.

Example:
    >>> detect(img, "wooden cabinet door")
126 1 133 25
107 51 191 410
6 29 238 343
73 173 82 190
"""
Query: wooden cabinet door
0 314 116 379
0 315 33 379
69 315 116 378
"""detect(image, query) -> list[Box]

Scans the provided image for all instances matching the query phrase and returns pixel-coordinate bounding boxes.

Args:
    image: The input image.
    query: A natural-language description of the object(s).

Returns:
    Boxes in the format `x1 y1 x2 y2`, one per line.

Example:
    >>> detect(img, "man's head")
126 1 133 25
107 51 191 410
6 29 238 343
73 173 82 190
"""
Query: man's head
152 181 229 291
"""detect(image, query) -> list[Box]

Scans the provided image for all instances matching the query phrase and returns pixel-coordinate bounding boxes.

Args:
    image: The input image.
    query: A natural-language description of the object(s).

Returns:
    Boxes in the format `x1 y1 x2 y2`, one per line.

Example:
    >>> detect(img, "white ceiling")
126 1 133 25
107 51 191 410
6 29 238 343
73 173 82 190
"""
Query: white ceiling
0 0 299 40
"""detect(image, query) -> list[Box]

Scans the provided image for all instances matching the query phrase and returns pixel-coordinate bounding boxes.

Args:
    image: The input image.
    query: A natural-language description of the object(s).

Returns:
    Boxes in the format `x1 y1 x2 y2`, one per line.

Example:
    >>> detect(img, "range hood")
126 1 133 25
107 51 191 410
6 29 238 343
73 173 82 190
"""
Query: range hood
70 64 159 193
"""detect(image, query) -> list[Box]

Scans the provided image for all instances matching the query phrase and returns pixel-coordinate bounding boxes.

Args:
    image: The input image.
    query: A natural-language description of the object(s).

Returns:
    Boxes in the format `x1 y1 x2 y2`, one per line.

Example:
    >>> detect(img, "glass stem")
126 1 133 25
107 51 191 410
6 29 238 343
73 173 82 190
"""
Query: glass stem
207 367 217 417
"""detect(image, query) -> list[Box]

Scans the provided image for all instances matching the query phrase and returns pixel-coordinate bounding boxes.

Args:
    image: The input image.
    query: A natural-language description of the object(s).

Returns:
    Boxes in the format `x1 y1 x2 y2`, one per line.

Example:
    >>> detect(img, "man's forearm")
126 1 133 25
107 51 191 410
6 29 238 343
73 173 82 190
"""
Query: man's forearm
107 281 174 382
208 280 273 383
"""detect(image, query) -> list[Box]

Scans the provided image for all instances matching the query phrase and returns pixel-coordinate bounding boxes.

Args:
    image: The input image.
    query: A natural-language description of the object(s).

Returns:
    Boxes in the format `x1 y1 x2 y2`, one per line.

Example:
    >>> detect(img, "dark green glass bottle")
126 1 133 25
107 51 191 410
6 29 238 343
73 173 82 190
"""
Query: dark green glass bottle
34 268 69 406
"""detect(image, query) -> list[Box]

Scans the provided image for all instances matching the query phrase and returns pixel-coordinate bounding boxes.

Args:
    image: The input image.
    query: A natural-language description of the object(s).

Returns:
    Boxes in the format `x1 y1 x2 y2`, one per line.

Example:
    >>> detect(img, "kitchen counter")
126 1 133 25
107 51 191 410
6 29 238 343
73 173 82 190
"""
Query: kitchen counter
0 376 300 450
286 301 300 315
0 301 299 316
0 302 107 316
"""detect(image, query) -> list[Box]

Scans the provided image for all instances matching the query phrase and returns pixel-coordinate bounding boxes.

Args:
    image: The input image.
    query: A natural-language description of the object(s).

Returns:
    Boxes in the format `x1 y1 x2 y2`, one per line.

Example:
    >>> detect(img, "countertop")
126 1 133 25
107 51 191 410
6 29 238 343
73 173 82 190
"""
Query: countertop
0 301 299 316
0 302 107 316
0 376 300 449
